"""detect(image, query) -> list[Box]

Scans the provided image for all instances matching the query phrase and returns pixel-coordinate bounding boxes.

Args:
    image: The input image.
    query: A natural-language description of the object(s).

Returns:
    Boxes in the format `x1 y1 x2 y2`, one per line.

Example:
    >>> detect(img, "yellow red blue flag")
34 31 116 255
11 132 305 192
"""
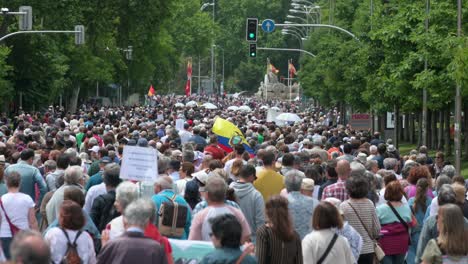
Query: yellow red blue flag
212 117 254 155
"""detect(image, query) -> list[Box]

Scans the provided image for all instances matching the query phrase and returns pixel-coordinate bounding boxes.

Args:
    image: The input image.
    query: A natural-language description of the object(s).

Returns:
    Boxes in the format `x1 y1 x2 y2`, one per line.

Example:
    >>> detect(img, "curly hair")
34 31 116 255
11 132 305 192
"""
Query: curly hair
407 166 431 185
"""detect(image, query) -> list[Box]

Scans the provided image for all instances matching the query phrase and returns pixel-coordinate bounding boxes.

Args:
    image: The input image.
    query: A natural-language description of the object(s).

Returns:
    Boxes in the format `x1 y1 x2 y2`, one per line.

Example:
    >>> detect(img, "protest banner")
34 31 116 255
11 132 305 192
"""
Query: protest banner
120 146 158 182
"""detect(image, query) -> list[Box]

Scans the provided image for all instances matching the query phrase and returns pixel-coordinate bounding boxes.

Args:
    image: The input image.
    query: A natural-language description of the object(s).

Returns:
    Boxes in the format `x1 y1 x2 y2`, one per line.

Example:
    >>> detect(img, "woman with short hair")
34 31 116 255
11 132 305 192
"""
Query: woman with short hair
44 200 96 263
376 181 414 264
175 162 194 195
302 201 355 264
255 195 302 264
0 172 38 259
421 204 468 263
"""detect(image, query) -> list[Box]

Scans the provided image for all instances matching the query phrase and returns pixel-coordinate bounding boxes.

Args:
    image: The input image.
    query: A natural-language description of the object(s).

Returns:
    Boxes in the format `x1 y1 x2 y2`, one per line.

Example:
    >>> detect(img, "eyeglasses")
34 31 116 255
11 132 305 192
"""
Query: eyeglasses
209 233 214 237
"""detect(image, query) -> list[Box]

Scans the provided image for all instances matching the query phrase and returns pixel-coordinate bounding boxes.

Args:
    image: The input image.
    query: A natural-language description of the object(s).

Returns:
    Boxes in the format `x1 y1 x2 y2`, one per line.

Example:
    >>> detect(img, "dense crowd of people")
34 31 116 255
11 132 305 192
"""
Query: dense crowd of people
0 95 466 264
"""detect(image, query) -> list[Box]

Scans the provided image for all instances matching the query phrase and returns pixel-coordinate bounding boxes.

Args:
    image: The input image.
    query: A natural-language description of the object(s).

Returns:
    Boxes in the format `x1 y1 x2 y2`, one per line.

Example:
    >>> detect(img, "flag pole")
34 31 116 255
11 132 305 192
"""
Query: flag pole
288 59 291 102
266 58 269 102
189 57 192 96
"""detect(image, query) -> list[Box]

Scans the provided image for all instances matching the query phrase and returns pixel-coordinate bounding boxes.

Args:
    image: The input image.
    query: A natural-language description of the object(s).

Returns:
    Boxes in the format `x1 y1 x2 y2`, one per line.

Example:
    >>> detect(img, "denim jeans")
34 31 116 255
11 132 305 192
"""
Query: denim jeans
1 237 13 259
381 254 406 264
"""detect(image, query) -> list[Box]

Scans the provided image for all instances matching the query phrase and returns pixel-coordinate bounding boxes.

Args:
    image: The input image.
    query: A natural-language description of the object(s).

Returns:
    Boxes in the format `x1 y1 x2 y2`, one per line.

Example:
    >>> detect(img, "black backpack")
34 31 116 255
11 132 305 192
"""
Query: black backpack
60 228 83 264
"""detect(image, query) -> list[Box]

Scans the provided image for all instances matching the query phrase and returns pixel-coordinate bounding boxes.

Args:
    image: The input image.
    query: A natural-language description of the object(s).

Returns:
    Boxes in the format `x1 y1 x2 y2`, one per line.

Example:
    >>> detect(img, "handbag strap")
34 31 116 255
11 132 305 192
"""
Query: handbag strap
235 250 250 264
317 233 338 264
0 198 17 234
386 202 409 231
61 227 82 246
348 202 376 240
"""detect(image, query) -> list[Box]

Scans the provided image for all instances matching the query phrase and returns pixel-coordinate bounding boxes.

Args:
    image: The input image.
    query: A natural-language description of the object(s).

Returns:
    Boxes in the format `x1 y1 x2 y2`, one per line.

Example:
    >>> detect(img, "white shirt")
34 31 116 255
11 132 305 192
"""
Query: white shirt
179 130 192 145
175 178 191 196
429 196 438 216
302 229 355 264
376 188 408 206
224 158 247 180
44 227 96 264
84 183 106 214
0 193 35 237
107 216 125 240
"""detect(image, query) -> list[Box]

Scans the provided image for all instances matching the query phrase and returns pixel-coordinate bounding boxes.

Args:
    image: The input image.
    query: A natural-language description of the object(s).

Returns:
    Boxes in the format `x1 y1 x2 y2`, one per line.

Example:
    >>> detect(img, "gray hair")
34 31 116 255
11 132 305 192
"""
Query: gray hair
116 182 139 211
383 158 398 171
154 176 173 190
401 162 420 179
369 145 378 154
436 175 452 192
64 165 83 185
157 155 170 174
10 230 51 264
284 170 304 192
44 160 57 171
441 165 456 178
124 199 155 228
365 160 378 171
182 150 195 163
64 148 77 158
437 184 457 206
205 176 227 202
350 161 366 177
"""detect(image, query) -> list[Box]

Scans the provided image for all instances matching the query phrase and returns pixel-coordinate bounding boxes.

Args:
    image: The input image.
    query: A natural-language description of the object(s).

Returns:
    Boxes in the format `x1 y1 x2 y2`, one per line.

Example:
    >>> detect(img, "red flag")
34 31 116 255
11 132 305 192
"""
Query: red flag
268 63 279 74
186 58 192 96
288 61 297 77
147 85 155 97
185 79 191 96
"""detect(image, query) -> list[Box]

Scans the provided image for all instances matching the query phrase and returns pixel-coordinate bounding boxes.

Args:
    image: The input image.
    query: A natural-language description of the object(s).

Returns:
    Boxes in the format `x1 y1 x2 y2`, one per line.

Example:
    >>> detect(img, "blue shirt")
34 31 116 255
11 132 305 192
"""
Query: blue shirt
151 189 192 239
200 247 257 264
4 161 47 206
287 191 319 239
85 171 103 191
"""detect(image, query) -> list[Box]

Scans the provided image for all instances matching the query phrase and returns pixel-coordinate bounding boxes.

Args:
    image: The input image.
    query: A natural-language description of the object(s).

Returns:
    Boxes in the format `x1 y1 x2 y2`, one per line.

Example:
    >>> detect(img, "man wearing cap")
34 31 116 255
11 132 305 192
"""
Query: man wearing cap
151 176 192 239
203 135 225 161
230 165 264 243
85 156 112 191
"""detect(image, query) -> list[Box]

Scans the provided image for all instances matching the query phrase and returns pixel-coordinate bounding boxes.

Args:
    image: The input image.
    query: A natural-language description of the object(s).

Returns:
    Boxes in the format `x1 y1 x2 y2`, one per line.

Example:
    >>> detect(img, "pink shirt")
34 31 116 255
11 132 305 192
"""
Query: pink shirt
188 205 251 241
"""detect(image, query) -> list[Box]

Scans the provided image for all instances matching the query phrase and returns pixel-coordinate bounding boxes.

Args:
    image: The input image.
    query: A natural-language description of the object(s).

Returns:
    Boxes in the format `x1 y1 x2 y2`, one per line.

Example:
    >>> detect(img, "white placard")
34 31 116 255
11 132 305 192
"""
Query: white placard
120 146 158 182
156 114 164 121
175 119 185 131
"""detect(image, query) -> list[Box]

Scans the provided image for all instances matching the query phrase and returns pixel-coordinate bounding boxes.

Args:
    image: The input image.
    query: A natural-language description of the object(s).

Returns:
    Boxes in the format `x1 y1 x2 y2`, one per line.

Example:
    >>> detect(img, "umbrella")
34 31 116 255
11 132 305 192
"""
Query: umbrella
239 105 252 112
271 106 281 111
185 101 198 107
202 102 218 109
227 106 239 111
260 105 269 110
174 103 184 107
276 113 302 122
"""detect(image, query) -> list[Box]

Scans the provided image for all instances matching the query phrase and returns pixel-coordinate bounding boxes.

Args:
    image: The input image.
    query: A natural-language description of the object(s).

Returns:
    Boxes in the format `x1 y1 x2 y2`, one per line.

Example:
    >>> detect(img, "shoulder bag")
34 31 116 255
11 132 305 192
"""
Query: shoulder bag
317 233 338 264
348 202 385 261
0 198 21 236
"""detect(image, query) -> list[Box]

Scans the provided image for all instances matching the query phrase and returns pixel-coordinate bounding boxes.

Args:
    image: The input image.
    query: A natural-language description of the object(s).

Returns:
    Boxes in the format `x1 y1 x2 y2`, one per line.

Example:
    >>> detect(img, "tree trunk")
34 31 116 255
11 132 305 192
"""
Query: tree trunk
431 110 437 150
445 107 451 158
403 114 409 142
464 104 468 160
394 105 400 149
417 111 422 147
409 113 415 144
438 110 444 150
69 84 81 114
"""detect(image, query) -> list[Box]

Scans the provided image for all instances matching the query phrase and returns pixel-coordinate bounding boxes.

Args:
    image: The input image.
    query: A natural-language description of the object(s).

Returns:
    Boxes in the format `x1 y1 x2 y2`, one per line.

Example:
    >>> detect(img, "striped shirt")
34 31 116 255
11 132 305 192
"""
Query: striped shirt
340 199 381 255
255 225 303 264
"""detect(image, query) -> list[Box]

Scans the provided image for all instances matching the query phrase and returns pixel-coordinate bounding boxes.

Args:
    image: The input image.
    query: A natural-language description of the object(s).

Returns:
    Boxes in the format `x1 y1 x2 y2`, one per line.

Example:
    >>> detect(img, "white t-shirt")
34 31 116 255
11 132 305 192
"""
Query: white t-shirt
224 158 247 180
175 178 191 196
44 227 96 264
0 192 35 237
84 183 106 213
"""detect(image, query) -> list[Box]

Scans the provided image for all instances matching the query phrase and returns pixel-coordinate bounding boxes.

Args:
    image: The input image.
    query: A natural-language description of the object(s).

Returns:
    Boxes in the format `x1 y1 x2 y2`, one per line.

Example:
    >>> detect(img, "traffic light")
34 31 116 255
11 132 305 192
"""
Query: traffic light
246 18 258 42
18 6 32 31
75 25 85 45
249 43 256 57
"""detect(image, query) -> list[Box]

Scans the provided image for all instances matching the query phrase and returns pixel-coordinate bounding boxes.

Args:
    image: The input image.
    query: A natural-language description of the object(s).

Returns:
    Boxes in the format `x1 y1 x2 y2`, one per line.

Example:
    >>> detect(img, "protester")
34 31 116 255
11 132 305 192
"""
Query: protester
341 176 380 264
302 201 355 264
230 164 265 243
189 176 251 242
254 151 285 202
407 178 432 264
44 200 96 263
256 195 303 264
200 214 257 264
0 171 38 259
421 204 468 264
322 160 350 201
376 181 414 264
97 199 168 264
10 230 50 264
175 162 195 195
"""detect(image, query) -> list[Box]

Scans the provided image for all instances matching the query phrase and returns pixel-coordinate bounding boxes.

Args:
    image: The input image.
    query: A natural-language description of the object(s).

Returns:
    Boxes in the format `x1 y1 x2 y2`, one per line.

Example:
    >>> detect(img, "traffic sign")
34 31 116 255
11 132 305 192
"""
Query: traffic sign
261 19 275 33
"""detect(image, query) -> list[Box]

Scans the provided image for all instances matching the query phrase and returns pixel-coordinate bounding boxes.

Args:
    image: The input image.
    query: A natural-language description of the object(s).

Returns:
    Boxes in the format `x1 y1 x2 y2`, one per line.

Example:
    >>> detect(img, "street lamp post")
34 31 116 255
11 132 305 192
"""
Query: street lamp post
454 0 462 176
422 0 430 146
201 1 216 94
